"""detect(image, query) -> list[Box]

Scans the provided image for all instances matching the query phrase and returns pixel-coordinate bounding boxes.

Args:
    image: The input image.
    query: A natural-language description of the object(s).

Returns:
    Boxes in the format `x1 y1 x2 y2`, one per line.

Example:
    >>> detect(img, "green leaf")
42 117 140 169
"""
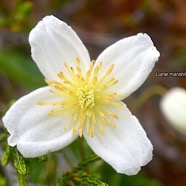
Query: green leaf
18 173 27 186
15 1 33 21
1 145 11 166
77 174 109 186
0 175 8 186
13 149 29 175
0 50 44 89
55 154 107 186
0 132 8 143
38 155 48 162
72 154 100 172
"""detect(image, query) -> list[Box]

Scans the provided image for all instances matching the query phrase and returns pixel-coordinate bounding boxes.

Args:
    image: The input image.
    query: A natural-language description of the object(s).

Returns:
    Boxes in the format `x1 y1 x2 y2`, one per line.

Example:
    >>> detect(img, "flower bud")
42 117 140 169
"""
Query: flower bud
160 87 186 134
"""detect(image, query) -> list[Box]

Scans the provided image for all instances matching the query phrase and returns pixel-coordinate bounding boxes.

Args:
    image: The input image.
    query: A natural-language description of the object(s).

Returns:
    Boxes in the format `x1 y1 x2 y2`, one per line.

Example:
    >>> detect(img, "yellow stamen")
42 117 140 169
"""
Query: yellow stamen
38 102 47 106
38 58 122 137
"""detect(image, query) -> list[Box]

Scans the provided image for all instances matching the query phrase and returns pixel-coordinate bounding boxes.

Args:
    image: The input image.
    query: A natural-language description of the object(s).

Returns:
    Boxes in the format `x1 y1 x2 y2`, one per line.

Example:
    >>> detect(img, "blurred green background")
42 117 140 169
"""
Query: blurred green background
0 0 186 186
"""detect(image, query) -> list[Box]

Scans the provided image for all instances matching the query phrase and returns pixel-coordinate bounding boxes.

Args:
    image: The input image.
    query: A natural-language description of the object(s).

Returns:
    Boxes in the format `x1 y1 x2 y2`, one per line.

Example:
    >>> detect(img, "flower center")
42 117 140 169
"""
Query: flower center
38 58 123 137
77 86 95 110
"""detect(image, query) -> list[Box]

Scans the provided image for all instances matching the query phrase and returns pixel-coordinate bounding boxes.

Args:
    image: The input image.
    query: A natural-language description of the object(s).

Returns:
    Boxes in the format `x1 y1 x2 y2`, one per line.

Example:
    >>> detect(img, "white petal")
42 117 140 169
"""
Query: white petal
160 87 186 134
2 87 78 157
84 104 153 175
95 33 160 98
29 15 90 80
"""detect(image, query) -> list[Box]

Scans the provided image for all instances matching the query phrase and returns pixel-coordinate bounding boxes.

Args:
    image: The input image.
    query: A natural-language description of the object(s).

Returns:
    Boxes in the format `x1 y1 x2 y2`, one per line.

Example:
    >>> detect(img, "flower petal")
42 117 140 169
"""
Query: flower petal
2 87 78 157
160 87 186 134
95 33 160 98
29 15 90 80
84 103 153 175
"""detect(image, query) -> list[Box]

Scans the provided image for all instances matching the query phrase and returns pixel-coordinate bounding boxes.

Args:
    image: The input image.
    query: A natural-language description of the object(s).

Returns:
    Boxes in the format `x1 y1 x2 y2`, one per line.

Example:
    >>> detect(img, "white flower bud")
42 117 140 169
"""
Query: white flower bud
160 87 186 134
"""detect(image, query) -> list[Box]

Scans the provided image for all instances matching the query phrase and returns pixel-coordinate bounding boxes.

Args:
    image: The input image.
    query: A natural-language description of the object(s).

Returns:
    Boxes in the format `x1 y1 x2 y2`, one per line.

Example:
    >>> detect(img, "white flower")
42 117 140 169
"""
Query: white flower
160 87 186 134
2 15 160 175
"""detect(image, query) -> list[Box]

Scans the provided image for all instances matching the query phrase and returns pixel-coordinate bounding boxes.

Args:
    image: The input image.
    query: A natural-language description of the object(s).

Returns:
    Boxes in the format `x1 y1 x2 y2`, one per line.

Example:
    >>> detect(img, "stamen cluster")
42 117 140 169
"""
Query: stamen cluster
38 58 123 137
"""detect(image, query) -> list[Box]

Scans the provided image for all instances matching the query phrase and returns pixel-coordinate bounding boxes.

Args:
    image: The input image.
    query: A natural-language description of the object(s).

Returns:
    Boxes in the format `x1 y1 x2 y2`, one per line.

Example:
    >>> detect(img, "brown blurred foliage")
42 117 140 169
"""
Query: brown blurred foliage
0 0 186 186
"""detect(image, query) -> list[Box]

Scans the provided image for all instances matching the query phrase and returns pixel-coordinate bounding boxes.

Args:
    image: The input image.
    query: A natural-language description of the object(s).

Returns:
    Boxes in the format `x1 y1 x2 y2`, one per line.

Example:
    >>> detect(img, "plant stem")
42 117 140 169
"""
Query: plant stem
18 173 27 186
131 85 167 112
78 138 86 161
